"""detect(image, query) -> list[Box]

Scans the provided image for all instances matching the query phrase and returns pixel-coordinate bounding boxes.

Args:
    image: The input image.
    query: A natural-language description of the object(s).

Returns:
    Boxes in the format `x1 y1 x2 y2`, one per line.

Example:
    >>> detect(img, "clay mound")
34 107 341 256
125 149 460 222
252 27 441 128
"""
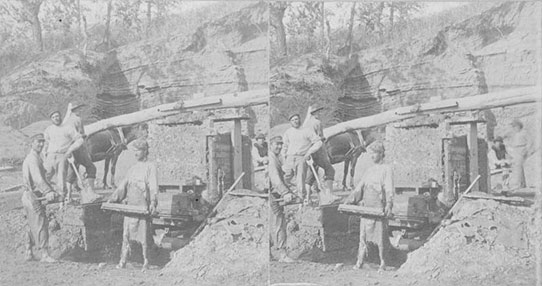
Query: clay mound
161 196 268 286
398 199 535 282
0 125 28 165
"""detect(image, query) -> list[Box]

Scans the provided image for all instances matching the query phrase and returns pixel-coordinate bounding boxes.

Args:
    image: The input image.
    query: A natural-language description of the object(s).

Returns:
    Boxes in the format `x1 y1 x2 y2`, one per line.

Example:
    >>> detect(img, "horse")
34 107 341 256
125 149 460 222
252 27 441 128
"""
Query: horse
86 124 147 189
270 123 370 191
325 131 367 190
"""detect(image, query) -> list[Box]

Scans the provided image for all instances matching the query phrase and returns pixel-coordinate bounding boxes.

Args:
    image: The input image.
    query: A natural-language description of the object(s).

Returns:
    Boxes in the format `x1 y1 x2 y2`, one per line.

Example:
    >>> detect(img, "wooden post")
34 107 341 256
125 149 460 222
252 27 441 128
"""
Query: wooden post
232 119 243 189
467 122 479 192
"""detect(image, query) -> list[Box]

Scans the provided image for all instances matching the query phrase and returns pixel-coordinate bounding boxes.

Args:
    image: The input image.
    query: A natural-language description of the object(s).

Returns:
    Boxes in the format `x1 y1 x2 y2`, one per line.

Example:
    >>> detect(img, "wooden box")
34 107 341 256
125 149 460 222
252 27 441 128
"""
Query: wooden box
157 192 192 216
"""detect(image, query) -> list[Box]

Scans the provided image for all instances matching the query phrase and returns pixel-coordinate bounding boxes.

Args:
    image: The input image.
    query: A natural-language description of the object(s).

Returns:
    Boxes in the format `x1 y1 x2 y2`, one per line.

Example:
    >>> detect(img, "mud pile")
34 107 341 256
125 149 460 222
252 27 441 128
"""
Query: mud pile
399 198 535 282
161 196 268 286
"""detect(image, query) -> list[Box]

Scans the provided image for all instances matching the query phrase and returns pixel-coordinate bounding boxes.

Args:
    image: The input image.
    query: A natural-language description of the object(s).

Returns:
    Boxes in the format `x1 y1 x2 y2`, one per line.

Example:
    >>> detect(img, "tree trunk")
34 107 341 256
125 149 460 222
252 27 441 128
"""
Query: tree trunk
103 0 113 50
325 19 331 61
76 0 82 38
22 0 44 52
375 2 384 38
389 4 395 40
320 2 325 52
270 3 287 57
344 2 356 58
323 86 541 139
82 15 89 55
86 89 269 136
146 0 151 38
31 8 43 51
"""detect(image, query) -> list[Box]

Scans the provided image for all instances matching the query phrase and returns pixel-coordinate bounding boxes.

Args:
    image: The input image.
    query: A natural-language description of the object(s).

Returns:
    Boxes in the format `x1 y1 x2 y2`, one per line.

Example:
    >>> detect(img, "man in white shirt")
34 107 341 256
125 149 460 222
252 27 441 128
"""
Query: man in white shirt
282 114 322 202
43 110 84 202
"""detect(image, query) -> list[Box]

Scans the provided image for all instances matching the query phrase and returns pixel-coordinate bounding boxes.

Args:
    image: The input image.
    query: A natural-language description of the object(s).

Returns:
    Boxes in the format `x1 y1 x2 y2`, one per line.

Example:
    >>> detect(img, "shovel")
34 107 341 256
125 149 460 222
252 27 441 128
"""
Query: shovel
68 157 102 204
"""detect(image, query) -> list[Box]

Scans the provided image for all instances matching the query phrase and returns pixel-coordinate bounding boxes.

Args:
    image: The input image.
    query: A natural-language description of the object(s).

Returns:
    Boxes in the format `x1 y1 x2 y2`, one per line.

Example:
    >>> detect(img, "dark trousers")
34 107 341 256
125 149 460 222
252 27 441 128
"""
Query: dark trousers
67 145 96 183
306 147 335 186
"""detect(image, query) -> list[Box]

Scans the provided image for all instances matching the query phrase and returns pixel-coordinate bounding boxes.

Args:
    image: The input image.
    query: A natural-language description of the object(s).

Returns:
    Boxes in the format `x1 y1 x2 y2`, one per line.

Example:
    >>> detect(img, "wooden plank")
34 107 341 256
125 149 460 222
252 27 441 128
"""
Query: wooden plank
324 86 541 139
463 194 526 203
212 116 251 122
338 204 384 217
101 203 148 214
86 89 269 136
232 119 243 190
467 122 480 192
0 166 15 172
228 191 269 198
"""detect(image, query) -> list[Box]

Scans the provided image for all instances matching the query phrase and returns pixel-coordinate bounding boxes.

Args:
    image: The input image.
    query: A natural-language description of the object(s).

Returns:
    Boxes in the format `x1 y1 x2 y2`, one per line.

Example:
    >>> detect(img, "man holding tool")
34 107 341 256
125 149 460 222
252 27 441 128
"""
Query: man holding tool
62 101 99 200
269 135 297 263
282 114 323 204
21 133 61 263
303 106 341 206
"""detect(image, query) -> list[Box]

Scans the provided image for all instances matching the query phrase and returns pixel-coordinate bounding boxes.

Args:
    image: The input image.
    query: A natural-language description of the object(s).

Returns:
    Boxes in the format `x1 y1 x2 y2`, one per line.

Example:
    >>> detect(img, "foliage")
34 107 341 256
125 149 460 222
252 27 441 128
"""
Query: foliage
0 0 252 77
270 1 501 63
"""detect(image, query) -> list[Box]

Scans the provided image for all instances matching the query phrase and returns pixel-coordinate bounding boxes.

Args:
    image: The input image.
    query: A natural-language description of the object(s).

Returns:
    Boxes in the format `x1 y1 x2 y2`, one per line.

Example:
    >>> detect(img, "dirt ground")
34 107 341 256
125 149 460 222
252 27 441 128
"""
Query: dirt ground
0 149 177 286
270 258 535 286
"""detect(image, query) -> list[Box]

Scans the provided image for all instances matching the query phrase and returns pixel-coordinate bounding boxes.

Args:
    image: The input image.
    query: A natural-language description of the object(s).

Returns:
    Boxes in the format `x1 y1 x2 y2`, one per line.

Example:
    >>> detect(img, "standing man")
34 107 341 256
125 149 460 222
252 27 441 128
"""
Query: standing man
63 102 99 199
345 141 394 271
507 119 534 190
282 114 322 202
252 133 269 167
44 109 96 204
269 135 296 263
108 139 158 270
22 134 60 263
303 106 340 205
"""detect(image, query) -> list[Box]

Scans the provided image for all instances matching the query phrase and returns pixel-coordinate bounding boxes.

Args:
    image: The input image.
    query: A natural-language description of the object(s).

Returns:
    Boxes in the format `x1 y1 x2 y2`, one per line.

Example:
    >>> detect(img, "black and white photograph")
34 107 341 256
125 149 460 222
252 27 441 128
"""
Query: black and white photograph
269 1 541 286
0 0 541 286
0 1 269 285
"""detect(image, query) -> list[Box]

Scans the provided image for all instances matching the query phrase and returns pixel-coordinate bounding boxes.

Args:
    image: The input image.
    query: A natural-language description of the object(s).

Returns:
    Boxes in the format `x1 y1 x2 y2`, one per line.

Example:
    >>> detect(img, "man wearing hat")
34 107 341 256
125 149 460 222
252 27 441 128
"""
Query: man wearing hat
44 108 99 204
268 135 296 263
62 102 99 199
21 133 61 263
252 133 269 167
302 106 340 206
345 141 394 271
108 139 158 270
507 119 534 189
282 113 322 201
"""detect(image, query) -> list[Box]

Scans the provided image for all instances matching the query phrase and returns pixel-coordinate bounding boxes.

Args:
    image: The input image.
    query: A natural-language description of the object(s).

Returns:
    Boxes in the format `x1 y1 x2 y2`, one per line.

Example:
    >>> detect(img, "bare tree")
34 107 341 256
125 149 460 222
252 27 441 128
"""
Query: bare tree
146 0 152 38
343 2 356 58
103 0 113 50
270 2 288 57
2 0 46 51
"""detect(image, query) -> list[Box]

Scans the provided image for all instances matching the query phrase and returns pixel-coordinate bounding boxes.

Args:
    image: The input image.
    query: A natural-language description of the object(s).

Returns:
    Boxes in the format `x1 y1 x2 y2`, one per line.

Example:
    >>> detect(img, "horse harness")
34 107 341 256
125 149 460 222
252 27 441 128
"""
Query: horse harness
104 128 128 157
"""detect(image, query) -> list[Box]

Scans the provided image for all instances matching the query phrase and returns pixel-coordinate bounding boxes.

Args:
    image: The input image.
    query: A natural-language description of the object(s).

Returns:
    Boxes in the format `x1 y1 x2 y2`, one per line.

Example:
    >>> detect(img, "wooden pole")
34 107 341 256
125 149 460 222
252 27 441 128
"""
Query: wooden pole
323 86 541 139
86 89 268 136
427 175 481 241
467 122 479 193
232 119 243 189
190 172 245 240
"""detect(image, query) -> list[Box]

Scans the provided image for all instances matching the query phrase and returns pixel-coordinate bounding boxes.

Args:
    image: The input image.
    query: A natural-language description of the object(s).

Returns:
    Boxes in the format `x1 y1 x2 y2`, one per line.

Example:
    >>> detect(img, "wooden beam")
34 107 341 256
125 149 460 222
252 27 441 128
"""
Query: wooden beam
467 122 480 193
232 119 243 190
323 86 541 139
86 89 269 136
